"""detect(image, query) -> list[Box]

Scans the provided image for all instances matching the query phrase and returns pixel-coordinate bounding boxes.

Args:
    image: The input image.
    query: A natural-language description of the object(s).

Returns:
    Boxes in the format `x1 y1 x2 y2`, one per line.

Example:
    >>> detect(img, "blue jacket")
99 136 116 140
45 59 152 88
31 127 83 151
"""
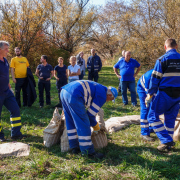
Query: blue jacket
148 49 180 95
62 80 107 126
137 69 153 94
87 54 102 72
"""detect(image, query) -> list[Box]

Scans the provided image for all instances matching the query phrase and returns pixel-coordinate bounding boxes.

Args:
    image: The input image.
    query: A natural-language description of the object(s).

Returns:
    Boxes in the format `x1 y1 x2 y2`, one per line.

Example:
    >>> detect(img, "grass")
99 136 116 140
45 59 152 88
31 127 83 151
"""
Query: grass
1 66 180 180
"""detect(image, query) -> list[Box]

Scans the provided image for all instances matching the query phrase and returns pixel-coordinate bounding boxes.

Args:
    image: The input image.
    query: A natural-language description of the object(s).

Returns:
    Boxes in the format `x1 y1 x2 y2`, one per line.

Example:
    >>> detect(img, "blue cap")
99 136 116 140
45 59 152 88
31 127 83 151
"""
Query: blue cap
109 86 118 103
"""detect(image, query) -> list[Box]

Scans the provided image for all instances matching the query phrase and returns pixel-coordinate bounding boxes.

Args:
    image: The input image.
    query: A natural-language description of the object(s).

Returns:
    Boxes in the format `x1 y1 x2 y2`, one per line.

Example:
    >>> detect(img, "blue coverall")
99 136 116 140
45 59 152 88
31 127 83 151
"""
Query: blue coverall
60 80 107 154
137 69 154 136
147 49 180 144
0 58 22 139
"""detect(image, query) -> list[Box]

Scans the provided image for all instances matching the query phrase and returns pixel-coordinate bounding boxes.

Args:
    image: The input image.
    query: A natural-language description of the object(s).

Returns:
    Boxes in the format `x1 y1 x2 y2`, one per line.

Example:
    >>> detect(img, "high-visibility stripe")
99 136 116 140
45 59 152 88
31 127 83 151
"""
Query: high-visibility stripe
163 73 180 77
84 81 92 108
152 70 163 78
165 127 174 131
68 135 78 140
78 136 91 140
79 141 93 146
141 124 149 128
169 133 173 138
140 78 148 92
67 129 77 133
78 81 88 105
142 75 145 84
11 123 21 127
10 117 21 121
140 119 148 123
88 108 96 116
92 102 100 111
150 121 163 127
154 126 165 132
94 65 99 67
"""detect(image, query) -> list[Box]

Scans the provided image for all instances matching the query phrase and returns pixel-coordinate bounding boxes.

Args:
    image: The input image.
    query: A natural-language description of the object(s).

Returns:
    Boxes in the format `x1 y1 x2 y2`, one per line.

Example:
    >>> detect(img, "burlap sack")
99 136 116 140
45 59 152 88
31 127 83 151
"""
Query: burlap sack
61 118 71 152
173 113 180 141
0 142 30 157
43 108 64 148
105 115 140 133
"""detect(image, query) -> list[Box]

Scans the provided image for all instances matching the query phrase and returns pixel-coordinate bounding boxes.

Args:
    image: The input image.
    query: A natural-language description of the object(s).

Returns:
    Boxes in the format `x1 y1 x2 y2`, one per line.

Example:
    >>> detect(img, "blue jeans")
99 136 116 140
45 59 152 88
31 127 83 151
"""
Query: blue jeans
121 80 137 105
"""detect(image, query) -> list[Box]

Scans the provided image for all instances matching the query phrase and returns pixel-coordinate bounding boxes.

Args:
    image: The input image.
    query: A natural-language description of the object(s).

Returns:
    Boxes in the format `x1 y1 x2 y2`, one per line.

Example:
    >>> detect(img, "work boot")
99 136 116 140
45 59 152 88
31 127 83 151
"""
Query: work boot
88 152 104 159
157 141 175 152
11 134 27 140
72 147 81 154
141 135 154 141
0 137 6 142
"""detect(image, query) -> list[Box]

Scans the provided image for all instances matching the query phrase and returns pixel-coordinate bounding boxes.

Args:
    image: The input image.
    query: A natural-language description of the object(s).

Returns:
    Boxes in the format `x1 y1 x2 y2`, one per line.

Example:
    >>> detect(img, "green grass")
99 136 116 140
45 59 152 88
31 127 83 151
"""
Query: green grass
1 66 180 180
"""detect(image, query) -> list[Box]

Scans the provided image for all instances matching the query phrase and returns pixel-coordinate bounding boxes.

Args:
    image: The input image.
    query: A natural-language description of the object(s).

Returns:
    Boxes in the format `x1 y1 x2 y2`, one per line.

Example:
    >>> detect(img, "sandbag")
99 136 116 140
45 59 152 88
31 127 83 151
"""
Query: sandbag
0 142 30 157
173 113 180 141
43 108 64 147
105 115 140 133
60 119 71 152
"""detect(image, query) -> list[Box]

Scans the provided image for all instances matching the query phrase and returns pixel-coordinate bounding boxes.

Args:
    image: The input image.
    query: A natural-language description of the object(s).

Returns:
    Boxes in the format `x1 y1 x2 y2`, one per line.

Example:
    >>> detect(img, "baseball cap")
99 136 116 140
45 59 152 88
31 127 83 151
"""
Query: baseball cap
108 86 118 103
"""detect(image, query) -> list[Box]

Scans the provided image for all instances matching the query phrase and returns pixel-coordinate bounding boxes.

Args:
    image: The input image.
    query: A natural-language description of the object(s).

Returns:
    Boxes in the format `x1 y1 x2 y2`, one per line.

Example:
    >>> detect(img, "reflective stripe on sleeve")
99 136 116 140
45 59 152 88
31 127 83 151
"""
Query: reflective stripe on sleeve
11 123 21 127
92 102 100 111
67 129 77 133
163 73 180 77
79 141 93 146
84 81 92 108
10 117 21 121
88 108 97 116
78 81 88 105
140 78 148 92
78 136 91 140
68 135 78 140
152 70 163 78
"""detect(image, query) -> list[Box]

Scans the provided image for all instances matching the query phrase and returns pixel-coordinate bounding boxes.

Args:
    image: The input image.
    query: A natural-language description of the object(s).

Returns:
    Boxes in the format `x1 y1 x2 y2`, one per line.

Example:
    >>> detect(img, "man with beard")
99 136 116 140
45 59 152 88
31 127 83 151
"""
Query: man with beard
10 47 29 107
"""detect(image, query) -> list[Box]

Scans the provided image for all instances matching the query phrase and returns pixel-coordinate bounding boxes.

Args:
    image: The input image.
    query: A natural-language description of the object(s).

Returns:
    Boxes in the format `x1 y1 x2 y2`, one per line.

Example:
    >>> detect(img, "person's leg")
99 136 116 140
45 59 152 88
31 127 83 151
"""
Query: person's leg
118 79 121 93
22 78 28 106
0 95 5 139
45 82 51 105
15 78 22 107
88 72 93 81
129 80 137 105
94 72 99 82
3 90 22 137
38 81 44 107
121 80 128 105
79 71 84 80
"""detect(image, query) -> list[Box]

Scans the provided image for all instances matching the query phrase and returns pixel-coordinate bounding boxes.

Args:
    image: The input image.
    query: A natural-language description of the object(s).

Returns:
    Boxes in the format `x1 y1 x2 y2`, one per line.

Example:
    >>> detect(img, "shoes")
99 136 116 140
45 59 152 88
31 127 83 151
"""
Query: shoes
72 147 81 154
157 141 175 152
88 152 104 159
11 134 27 140
141 135 154 141
54 103 62 108
132 104 137 107
0 138 6 142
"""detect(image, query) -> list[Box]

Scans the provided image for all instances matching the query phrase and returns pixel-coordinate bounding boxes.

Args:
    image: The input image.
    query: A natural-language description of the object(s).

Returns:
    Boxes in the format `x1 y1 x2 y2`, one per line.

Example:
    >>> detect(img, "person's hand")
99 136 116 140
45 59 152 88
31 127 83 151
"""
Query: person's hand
46 78 51 81
56 78 59 81
145 94 153 108
93 123 100 134
39 77 44 80
10 88 14 94
13 78 16 83
116 75 121 79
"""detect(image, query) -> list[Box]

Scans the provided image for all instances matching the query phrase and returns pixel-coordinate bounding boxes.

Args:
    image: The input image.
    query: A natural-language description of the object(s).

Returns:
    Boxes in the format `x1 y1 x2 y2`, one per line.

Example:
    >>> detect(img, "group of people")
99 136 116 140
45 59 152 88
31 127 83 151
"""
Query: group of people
0 38 180 158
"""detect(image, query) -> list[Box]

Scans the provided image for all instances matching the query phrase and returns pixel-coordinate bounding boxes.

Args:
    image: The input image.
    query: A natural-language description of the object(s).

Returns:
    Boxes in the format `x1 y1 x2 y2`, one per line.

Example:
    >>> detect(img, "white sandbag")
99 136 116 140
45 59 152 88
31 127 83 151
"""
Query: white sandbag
0 142 30 157
43 108 64 148
105 115 140 133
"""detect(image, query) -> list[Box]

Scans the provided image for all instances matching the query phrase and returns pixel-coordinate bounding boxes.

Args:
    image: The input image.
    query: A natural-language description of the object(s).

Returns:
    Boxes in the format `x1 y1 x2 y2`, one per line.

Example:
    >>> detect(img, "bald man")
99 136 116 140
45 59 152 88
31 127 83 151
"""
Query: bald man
146 38 180 152
114 51 141 106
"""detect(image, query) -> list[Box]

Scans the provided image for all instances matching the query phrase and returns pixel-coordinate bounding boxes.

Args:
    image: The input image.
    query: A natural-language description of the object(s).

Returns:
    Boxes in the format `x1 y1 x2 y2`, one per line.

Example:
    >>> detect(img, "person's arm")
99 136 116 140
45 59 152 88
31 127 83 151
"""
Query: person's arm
98 57 102 72
35 69 43 80
54 70 59 81
113 67 121 79
46 70 54 81
83 59 86 75
134 65 141 78
11 68 16 83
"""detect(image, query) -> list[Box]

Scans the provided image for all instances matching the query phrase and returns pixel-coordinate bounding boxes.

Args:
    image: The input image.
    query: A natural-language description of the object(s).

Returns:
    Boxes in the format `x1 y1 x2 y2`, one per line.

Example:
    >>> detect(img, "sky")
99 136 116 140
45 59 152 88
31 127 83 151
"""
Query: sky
90 0 107 6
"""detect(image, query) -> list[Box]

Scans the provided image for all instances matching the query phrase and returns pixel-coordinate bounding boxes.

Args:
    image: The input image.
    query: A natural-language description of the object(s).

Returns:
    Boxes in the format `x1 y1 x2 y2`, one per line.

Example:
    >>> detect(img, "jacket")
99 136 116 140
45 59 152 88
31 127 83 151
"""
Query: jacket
87 54 102 72
27 68 37 106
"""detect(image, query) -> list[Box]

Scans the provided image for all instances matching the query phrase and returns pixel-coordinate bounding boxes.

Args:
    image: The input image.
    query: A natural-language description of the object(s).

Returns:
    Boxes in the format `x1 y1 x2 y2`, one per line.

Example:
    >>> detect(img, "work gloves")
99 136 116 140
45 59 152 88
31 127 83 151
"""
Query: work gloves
145 94 153 108
92 122 100 134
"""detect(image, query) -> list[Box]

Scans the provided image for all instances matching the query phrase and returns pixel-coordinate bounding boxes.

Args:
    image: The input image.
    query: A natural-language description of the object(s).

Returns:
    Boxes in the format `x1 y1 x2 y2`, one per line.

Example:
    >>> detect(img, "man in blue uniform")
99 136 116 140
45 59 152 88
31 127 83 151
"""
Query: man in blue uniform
137 69 154 141
87 49 102 82
35 55 54 108
0 41 26 142
146 39 180 152
114 51 141 106
60 80 118 158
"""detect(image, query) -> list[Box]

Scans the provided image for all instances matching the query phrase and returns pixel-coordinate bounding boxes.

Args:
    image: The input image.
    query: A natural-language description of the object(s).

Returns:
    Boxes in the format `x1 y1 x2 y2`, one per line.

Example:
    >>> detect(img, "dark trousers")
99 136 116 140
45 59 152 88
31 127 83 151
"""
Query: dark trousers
15 78 28 107
88 71 99 82
38 81 51 106
56 79 67 102
79 71 84 80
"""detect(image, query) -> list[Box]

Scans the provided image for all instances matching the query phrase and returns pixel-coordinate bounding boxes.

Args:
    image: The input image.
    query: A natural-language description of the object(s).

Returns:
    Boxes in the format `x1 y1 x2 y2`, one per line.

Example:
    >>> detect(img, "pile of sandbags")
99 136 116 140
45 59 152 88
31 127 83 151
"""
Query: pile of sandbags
43 108 64 147
105 115 140 133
